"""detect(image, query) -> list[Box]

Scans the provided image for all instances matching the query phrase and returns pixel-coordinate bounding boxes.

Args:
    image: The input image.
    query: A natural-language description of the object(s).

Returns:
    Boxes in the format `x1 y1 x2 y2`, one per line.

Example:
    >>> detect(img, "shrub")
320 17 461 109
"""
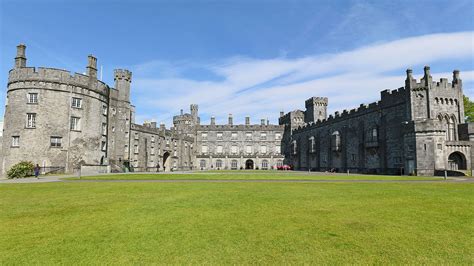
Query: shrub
7 161 35 179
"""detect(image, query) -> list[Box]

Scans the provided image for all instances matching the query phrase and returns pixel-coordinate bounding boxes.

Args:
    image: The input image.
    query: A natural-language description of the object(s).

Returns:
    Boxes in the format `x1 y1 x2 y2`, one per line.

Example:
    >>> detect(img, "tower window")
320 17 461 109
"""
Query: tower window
27 93 38 104
12 136 19 147
71 97 82 108
70 117 80 131
50 137 62 147
26 113 36 128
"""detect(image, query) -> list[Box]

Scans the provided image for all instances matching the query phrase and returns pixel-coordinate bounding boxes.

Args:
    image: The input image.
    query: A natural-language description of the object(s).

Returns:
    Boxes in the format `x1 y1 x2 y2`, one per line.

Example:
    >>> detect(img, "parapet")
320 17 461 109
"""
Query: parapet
114 69 132 82
305 96 328 107
8 66 109 96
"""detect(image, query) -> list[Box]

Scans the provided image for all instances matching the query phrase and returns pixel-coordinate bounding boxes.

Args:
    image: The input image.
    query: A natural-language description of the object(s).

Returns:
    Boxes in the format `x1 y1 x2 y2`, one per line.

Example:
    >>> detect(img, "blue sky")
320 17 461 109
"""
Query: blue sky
1 0 473 126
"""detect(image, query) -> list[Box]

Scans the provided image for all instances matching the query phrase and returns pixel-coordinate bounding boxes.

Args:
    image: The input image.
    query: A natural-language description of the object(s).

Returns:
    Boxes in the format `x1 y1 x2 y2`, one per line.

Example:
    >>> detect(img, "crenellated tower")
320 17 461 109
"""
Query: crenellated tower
114 69 132 103
304 97 328 123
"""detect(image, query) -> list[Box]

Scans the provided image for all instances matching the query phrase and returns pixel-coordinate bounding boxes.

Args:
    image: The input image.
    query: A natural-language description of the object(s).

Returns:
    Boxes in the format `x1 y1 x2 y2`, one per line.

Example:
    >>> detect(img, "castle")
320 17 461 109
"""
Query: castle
1 44 472 176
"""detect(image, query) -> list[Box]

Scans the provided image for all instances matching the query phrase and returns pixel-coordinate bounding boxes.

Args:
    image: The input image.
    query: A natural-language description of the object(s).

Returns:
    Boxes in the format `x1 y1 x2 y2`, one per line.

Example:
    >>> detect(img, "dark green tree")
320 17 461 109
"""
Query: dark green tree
464 95 474 122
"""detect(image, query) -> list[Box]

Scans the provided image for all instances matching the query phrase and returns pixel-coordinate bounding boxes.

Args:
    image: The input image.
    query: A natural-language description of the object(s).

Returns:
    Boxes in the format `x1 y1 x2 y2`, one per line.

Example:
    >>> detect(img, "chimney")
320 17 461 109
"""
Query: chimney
15 44 27 68
151 122 157 128
211 116 215 125
87 55 97 79
245 116 250 125
261 119 265 125
267 119 269 125
180 109 183 115
228 114 233 125
280 111 284 117
160 122 165 130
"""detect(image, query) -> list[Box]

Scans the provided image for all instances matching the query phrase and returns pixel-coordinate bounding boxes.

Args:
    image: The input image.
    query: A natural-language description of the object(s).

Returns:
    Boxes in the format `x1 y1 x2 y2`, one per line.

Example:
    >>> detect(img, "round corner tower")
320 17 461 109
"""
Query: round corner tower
1 44 109 174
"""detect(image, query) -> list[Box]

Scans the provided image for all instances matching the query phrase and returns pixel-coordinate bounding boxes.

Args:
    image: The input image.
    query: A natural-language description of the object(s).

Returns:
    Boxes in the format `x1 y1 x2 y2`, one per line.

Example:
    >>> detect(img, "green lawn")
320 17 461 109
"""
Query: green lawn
65 170 442 181
0 180 472 264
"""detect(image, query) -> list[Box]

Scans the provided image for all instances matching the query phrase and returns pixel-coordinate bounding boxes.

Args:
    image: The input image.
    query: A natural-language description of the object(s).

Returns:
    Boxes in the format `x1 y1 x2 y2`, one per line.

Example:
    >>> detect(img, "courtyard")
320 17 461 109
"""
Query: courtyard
0 171 472 264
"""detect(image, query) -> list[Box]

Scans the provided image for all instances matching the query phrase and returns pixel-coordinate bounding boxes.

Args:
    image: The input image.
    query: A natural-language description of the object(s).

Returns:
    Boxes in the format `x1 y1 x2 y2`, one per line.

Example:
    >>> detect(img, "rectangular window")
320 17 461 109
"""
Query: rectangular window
27 93 38 104
231 132 238 140
50 137 62 147
217 132 223 140
101 141 107 151
231 145 238 154
437 143 442 150
134 133 139 140
151 147 155 155
275 133 282 140
134 145 139 154
71 97 82 108
26 113 36 128
12 136 19 147
260 146 267 154
70 117 80 131
246 132 252 140
260 132 267 140
202 132 208 139
102 123 107 135
217 145 223 154
246 145 252 154
276 145 281 154
201 145 208 153
102 105 108 115
151 136 155 143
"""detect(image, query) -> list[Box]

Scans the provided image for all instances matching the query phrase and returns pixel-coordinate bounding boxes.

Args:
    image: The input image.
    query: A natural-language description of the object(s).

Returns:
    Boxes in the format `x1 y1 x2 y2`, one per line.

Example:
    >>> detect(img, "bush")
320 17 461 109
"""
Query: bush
7 161 35 179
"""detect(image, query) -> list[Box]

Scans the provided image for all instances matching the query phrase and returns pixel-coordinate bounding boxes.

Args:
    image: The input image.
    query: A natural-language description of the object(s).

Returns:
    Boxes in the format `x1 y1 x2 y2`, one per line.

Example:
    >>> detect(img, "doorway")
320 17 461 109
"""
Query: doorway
245 159 254 169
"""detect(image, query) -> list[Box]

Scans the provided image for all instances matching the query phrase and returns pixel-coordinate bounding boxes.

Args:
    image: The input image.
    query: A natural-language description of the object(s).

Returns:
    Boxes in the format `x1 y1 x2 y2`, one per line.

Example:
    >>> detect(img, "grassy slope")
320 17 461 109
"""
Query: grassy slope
65 171 442 181
0 182 472 264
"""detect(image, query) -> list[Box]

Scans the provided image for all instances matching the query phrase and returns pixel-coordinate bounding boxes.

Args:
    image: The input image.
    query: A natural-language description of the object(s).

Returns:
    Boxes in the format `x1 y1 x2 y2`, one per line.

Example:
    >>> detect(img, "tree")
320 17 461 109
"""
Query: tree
464 95 474 122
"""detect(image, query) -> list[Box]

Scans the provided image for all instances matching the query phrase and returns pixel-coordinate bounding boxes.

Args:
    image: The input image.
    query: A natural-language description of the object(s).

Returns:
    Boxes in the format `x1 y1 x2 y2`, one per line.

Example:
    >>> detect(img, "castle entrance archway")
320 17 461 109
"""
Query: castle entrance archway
163 152 171 171
245 159 254 170
448 152 466 170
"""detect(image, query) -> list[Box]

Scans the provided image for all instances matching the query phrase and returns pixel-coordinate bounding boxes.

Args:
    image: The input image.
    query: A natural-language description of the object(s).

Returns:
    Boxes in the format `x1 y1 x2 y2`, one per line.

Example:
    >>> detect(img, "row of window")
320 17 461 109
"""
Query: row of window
201 131 281 140
25 93 109 116
201 145 281 154
294 128 379 154
199 159 283 169
24 113 107 134
434 97 458 105
11 135 106 151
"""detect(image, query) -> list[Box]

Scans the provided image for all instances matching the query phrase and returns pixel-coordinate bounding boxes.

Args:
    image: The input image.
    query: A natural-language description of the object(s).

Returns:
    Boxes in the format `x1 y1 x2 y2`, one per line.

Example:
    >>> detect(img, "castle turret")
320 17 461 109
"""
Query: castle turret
453 70 462 87
304 97 328 123
190 104 199 124
14 44 27 68
114 69 132 102
405 68 416 89
423 66 432 86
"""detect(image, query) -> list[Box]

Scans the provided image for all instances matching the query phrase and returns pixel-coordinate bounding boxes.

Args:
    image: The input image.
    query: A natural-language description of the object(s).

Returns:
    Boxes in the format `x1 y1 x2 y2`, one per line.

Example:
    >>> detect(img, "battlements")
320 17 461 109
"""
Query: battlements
305 96 328 107
114 69 132 82
405 66 462 90
8 66 109 96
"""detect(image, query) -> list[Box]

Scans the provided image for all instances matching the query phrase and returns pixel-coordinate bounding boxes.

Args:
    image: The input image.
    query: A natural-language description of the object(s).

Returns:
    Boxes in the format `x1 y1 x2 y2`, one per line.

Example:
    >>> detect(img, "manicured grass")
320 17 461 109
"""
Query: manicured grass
64 170 442 181
0 181 472 264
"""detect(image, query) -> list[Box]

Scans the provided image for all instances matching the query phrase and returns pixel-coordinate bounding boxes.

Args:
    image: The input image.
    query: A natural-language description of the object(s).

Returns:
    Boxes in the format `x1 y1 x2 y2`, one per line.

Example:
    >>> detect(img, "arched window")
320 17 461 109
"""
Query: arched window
231 160 238 170
292 140 297 155
435 97 439 104
332 131 341 151
216 159 222 169
276 160 283 167
308 136 315 153
261 160 268 170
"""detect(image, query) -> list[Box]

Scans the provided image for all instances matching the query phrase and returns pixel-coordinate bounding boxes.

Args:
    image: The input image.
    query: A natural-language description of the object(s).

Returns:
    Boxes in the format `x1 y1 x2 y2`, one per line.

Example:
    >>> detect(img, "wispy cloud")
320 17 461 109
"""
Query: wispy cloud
130 31 474 126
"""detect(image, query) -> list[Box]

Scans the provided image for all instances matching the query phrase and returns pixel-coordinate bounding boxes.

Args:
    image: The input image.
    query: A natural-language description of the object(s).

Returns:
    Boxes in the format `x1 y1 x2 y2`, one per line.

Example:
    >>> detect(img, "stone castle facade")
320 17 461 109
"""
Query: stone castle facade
1 44 472 176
